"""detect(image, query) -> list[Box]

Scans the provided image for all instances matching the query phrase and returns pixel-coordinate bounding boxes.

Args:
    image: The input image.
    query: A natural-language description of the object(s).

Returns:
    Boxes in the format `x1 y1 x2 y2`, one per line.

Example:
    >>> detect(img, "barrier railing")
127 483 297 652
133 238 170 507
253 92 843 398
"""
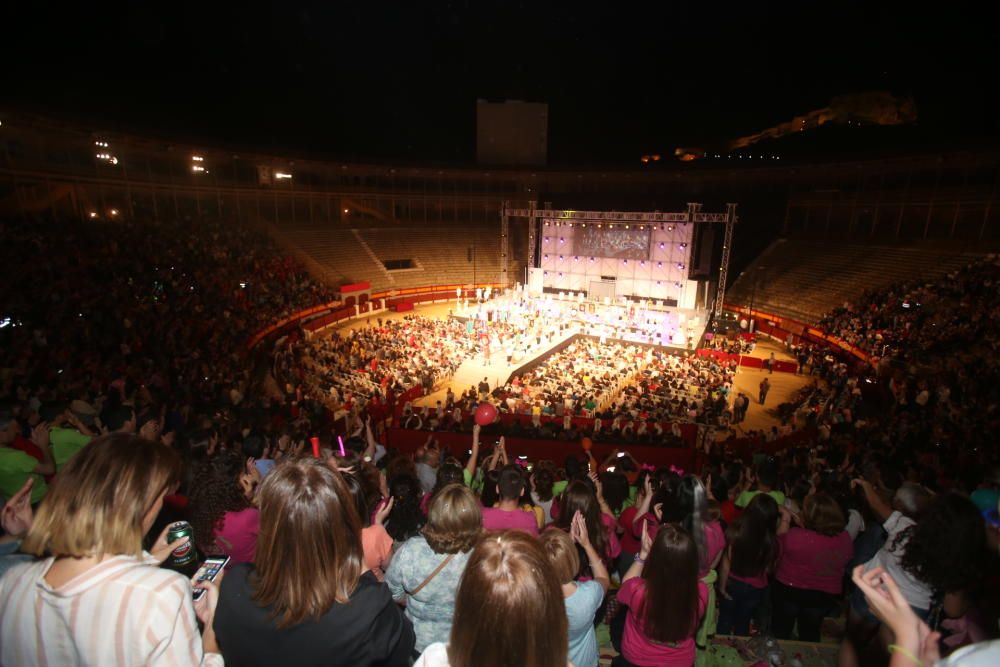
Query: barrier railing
246 282 506 350
721 304 871 364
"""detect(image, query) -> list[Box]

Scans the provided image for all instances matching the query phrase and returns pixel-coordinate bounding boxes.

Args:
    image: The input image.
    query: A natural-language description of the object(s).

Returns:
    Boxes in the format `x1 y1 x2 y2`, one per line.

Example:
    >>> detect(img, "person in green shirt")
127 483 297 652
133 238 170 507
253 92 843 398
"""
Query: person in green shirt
40 403 100 471
734 459 786 508
0 415 54 504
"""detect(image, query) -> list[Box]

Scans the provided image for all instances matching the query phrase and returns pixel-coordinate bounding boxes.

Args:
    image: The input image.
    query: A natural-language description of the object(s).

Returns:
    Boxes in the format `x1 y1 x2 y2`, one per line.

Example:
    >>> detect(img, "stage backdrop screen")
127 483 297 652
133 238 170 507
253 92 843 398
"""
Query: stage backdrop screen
574 227 651 260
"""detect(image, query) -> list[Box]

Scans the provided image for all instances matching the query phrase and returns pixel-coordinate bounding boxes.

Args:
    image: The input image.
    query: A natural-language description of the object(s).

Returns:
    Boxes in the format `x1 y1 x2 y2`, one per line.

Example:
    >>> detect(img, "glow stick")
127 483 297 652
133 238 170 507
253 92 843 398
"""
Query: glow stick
337 435 346 457
310 436 320 458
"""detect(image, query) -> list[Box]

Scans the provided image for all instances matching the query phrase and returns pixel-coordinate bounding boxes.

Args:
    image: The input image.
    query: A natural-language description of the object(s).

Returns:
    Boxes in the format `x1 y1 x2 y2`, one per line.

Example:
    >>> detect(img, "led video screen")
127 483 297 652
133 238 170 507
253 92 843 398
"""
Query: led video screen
574 227 651 260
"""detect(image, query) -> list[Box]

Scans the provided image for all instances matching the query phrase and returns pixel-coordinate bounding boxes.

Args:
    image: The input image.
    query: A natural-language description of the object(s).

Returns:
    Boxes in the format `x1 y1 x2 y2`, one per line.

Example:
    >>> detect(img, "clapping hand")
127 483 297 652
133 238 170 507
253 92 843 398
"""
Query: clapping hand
374 496 395 526
639 521 653 561
570 510 591 548
852 566 941 664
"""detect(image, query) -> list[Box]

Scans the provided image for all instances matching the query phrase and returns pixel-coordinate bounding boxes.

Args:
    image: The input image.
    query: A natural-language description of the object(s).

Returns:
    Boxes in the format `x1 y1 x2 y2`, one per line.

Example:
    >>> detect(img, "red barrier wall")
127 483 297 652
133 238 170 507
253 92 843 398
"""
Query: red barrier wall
722 304 871 363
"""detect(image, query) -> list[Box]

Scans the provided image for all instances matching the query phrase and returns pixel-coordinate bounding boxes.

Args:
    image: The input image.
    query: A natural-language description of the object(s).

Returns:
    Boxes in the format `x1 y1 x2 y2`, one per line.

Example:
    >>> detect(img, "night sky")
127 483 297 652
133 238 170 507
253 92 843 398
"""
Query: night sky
5 2 998 164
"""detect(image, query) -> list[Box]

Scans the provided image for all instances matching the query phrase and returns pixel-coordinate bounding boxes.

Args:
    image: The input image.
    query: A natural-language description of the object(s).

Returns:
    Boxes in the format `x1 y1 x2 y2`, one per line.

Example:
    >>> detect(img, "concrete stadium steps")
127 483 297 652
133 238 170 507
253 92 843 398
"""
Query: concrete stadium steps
357 226 502 290
727 239 982 324
269 222 504 291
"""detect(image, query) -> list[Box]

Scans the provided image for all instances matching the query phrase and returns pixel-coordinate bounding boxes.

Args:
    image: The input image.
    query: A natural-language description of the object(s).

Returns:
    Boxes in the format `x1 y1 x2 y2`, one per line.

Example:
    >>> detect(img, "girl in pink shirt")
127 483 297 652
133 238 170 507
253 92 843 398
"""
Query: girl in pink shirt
612 523 707 667
551 478 621 577
771 493 853 642
717 493 780 636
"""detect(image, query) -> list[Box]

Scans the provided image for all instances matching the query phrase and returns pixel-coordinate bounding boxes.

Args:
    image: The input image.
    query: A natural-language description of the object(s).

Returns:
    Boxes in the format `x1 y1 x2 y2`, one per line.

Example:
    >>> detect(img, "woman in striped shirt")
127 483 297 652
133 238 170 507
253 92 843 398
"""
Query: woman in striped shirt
0 433 223 667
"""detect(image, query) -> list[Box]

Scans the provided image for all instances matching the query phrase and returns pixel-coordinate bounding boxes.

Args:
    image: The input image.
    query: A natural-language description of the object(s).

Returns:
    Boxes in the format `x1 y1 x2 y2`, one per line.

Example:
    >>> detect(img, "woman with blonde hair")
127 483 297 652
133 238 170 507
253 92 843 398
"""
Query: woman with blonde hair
0 433 223 666
415 530 570 667
387 483 482 654
213 457 414 666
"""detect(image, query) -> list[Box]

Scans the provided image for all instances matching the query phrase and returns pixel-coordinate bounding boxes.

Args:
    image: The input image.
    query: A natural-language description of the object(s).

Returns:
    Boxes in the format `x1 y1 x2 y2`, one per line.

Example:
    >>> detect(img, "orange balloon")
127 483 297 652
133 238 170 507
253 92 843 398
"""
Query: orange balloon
581 437 593 451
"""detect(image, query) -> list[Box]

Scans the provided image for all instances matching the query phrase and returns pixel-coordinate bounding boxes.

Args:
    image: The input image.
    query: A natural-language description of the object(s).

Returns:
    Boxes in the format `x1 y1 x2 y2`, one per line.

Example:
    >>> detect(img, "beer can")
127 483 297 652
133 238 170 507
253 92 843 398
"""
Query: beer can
166 520 196 566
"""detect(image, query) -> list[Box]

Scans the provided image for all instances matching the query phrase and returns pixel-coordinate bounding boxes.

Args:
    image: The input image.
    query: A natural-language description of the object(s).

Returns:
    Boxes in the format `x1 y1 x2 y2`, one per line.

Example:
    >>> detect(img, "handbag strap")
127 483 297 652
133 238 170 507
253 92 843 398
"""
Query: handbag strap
409 553 456 596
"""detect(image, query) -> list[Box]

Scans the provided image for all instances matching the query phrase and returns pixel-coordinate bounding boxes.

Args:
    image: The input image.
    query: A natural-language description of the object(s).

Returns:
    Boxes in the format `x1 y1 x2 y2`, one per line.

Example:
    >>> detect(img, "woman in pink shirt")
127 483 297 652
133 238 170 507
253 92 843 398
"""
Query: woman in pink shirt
190 449 260 567
717 493 780 635
612 523 707 667
551 477 621 576
771 493 853 642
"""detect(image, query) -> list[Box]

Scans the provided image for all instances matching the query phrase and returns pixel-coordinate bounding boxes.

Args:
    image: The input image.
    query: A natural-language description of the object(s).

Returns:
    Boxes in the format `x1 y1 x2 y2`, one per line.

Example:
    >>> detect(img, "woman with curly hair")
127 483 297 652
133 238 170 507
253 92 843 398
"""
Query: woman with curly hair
386 473 426 545
840 488 988 667
386 484 482 654
189 449 259 567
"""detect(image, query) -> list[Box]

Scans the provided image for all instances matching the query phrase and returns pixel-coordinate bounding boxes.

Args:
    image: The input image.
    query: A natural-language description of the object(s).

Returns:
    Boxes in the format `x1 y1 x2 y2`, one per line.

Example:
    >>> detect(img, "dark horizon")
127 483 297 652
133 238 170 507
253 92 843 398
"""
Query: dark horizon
5 3 998 165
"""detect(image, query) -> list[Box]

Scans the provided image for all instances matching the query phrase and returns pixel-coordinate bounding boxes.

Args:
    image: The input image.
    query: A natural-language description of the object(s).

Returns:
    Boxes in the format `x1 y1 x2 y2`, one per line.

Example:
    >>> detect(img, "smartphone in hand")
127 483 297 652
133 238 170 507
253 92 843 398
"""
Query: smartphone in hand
192 556 230 602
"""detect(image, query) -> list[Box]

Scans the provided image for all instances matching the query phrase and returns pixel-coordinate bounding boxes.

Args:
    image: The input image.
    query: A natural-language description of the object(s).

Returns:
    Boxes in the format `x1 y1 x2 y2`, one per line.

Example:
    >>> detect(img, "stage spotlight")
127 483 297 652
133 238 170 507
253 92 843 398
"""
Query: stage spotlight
88 211 97 219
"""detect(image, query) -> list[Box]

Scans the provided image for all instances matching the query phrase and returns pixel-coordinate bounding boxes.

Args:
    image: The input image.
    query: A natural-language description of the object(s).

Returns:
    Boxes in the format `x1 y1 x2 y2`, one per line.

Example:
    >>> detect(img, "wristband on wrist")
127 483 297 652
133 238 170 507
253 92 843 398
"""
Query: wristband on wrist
888 644 924 667
635 554 647 564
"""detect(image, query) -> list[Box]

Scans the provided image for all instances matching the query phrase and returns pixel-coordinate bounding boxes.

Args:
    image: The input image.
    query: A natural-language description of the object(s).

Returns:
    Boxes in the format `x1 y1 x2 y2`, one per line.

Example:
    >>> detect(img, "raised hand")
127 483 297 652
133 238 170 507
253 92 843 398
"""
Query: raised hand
570 510 591 547
639 521 653 561
1 477 34 537
30 423 50 449
374 496 395 526
852 566 941 664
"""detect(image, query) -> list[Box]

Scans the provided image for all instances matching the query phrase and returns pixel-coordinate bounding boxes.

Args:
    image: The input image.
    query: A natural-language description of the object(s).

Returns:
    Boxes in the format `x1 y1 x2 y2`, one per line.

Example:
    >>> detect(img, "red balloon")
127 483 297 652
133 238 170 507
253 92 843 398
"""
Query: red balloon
581 437 593 451
474 402 497 426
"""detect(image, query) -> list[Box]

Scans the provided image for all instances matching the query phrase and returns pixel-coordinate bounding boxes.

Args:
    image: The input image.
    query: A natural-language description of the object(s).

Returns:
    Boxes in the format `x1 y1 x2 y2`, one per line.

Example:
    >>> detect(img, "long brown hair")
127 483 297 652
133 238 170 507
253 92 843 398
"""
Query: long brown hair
24 433 181 559
641 524 700 643
449 531 568 667
251 458 363 628
555 480 607 558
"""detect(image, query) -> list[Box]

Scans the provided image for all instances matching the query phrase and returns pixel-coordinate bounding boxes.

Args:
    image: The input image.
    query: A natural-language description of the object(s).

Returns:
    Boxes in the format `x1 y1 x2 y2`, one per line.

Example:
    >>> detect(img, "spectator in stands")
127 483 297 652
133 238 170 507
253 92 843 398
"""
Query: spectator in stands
386 473 427 545
613 523 707 667
552 477 621 573
0 433 223 666
387 484 482 655
735 459 785 508
189 449 260 568
46 401 96 470
0 477 35 577
413 530 569 667
0 410 53 504
842 488 989 667
541 513 610 667
531 466 557 522
717 493 780 635
100 404 138 434
213 458 414 666
343 472 395 575
482 464 540 535
771 493 853 641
